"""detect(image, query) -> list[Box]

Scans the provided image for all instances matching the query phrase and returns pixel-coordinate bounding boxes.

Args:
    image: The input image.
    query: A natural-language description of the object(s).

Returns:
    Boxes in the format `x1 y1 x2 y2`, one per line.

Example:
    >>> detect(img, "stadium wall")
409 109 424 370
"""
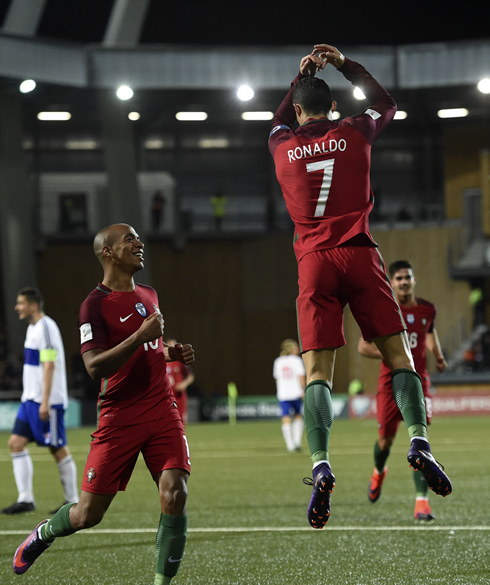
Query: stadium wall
36 224 472 400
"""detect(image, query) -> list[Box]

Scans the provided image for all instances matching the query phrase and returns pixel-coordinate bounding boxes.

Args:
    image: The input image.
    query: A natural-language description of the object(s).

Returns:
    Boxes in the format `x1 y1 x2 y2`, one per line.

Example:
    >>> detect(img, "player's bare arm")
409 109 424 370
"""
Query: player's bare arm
165 343 195 366
83 312 164 379
426 330 447 373
358 337 383 359
39 360 55 421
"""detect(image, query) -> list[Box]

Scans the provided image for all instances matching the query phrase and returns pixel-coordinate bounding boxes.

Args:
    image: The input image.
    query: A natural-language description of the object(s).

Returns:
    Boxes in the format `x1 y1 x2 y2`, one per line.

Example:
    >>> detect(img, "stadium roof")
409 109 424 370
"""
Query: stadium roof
0 0 488 47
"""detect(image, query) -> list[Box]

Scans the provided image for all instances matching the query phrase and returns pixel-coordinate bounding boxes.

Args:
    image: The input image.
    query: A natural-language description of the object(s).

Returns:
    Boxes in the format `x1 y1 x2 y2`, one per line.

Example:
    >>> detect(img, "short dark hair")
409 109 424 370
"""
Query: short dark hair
17 287 44 311
292 77 333 116
388 260 413 278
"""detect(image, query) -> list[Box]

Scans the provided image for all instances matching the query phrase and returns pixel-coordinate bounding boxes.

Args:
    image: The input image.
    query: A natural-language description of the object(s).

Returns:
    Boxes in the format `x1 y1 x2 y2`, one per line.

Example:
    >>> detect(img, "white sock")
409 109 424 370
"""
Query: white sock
57 455 79 503
281 423 295 451
292 418 304 449
12 450 34 503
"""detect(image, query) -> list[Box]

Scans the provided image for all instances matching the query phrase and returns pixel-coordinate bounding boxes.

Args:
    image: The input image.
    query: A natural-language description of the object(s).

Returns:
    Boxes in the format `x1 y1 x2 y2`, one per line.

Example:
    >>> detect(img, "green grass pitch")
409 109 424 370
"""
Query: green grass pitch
0 416 489 584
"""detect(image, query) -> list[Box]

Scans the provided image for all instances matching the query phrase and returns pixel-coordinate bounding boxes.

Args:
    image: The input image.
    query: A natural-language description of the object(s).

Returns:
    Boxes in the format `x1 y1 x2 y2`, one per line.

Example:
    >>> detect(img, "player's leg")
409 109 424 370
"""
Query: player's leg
143 412 191 585
48 405 79 511
153 469 189 585
280 408 295 452
3 433 35 514
3 402 39 514
413 394 434 521
375 332 451 496
291 406 304 451
13 491 114 575
301 348 336 529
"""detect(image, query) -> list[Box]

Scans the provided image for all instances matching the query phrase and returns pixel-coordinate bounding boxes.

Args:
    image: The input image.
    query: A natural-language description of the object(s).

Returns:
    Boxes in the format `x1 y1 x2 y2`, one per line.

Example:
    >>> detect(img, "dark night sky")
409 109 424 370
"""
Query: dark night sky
0 0 487 47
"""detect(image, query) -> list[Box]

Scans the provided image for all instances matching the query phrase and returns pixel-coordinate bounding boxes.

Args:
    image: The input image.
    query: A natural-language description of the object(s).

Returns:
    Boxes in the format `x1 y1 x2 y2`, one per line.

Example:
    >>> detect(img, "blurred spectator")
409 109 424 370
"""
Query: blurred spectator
151 191 166 232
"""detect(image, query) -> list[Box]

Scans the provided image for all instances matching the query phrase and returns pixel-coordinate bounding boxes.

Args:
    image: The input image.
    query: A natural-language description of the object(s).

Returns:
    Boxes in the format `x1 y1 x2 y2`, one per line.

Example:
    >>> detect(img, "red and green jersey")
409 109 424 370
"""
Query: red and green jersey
269 58 396 262
78 283 172 427
379 297 437 393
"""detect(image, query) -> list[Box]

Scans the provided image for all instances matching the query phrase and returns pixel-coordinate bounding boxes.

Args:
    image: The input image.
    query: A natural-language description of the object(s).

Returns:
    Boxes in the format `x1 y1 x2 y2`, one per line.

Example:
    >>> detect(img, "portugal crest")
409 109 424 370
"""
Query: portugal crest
135 302 147 317
86 467 96 483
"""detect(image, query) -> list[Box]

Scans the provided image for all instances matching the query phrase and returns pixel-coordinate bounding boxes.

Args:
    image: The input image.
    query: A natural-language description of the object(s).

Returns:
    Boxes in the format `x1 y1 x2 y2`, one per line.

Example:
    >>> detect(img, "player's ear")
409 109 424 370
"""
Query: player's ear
102 246 112 258
293 103 302 119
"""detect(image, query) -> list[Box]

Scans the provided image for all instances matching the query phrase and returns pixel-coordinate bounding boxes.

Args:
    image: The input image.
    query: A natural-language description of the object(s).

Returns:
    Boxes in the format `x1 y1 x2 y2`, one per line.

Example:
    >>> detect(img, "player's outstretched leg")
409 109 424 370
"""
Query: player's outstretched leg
13 520 52 574
303 462 336 529
407 438 452 496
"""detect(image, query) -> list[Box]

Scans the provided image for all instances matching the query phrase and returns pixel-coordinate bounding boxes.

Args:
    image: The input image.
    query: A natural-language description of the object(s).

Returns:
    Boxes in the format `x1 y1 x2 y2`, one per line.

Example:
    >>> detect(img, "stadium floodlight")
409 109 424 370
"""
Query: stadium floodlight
175 112 208 121
394 111 408 120
353 87 366 100
37 111 72 121
19 79 36 93
477 78 490 94
116 85 134 100
241 111 274 121
144 139 164 149
437 108 468 119
237 85 254 101
128 111 140 121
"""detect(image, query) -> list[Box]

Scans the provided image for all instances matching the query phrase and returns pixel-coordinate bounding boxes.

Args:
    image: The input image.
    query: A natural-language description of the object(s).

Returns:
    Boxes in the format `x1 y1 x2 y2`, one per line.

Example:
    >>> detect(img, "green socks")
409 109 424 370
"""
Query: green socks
413 469 429 498
374 440 390 473
391 369 427 440
40 503 77 542
303 381 334 464
155 514 188 585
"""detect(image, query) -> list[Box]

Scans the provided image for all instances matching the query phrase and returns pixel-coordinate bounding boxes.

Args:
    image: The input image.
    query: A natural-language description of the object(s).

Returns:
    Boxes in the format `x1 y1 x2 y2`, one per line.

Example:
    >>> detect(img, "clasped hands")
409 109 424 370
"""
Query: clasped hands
300 44 345 77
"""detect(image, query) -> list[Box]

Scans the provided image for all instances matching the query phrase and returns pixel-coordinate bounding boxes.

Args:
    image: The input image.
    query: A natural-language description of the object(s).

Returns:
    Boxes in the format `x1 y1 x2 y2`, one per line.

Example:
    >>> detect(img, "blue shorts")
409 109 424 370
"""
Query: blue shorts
279 399 303 418
13 400 67 448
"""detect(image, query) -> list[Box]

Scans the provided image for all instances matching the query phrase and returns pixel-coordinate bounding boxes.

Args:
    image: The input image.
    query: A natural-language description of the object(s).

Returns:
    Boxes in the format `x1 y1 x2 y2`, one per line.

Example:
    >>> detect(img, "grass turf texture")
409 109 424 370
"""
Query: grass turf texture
0 416 489 584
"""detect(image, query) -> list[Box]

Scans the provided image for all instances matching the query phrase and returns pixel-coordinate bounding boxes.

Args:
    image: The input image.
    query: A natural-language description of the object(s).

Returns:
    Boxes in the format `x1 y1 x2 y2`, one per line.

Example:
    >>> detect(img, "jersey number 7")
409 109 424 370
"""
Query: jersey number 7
306 158 335 217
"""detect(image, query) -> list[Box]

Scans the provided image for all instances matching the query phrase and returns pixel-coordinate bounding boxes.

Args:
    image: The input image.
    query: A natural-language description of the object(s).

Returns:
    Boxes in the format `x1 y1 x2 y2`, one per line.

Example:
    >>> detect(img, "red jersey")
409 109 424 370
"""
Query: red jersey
166 361 192 391
379 297 437 392
78 283 173 427
269 58 396 262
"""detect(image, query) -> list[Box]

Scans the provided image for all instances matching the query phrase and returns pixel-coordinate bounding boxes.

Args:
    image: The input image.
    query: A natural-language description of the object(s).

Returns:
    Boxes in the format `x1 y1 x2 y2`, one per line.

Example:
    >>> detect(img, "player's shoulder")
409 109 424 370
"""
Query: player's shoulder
136 282 157 294
415 297 436 311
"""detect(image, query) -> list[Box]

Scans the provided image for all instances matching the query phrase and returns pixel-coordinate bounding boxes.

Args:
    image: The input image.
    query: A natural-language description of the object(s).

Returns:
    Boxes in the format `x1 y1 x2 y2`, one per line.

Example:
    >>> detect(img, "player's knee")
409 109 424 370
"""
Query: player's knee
8 435 26 452
159 474 188 515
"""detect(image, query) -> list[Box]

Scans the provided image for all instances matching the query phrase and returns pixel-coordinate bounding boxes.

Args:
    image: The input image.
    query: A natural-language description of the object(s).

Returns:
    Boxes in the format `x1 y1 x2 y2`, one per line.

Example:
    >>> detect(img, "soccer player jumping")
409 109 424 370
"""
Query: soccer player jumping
269 44 452 529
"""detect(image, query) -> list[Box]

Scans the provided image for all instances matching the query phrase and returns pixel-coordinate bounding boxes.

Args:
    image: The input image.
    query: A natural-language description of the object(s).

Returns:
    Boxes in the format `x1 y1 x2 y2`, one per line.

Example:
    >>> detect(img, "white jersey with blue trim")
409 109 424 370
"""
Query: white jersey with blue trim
22 315 68 408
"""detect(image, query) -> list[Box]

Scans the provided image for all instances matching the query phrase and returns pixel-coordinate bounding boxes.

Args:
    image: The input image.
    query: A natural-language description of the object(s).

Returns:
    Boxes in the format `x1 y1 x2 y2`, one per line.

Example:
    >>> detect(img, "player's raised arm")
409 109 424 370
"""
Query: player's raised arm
165 342 195 366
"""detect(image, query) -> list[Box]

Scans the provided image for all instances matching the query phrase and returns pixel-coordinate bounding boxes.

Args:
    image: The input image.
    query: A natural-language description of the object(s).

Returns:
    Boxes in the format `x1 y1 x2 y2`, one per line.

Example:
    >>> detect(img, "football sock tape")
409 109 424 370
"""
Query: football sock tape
303 380 333 464
391 369 427 440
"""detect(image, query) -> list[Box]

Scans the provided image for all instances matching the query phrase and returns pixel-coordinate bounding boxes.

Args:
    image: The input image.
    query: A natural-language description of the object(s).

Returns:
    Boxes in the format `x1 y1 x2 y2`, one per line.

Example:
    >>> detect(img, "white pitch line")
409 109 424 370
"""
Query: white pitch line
1 525 489 536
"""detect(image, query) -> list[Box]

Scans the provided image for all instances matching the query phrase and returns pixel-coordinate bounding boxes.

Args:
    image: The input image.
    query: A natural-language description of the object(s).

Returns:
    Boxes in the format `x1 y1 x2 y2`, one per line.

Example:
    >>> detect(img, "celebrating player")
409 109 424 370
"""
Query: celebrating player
359 260 447 521
13 224 194 585
2 287 78 516
273 339 306 452
269 44 452 529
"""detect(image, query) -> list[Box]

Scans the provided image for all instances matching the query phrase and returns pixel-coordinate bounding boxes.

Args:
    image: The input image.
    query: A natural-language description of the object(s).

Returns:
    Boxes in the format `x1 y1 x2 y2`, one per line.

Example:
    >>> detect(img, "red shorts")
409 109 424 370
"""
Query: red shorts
297 245 405 351
376 371 432 438
82 406 191 495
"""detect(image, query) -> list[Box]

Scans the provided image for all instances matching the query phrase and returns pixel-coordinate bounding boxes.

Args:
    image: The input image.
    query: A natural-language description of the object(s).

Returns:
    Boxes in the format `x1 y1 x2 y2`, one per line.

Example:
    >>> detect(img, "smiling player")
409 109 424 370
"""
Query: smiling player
13 224 194 585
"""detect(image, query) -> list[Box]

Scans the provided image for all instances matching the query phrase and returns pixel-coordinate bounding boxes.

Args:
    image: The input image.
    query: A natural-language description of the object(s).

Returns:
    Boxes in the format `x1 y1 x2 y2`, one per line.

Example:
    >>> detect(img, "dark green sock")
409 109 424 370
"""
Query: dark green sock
413 469 429 498
391 369 427 440
374 441 390 473
40 503 77 542
155 514 188 584
303 381 334 465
